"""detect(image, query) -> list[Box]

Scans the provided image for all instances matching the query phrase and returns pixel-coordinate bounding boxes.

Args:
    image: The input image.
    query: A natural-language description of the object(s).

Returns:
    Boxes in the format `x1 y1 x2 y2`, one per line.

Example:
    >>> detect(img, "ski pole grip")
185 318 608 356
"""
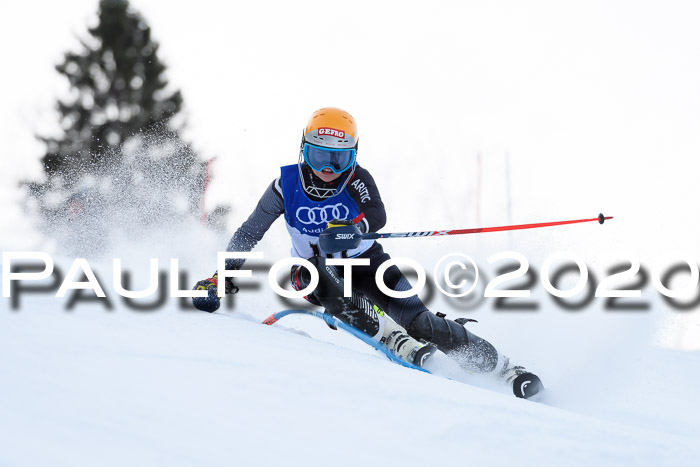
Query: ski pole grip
318 224 363 253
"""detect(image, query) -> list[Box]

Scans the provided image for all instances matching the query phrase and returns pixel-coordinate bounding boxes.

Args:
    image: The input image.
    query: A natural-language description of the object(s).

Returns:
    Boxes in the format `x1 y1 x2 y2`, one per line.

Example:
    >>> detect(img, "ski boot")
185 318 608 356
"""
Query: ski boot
342 281 438 368
380 314 438 368
498 356 544 399
408 311 544 397
291 257 437 368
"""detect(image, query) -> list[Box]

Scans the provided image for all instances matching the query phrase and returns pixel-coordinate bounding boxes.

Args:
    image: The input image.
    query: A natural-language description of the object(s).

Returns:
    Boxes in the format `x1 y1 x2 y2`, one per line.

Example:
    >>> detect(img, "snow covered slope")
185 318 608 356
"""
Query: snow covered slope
1 282 698 467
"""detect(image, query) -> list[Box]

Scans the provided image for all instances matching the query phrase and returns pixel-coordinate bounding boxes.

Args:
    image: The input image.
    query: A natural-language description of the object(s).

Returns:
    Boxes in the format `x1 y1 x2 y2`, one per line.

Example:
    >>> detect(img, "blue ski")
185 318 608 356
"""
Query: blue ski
262 309 429 373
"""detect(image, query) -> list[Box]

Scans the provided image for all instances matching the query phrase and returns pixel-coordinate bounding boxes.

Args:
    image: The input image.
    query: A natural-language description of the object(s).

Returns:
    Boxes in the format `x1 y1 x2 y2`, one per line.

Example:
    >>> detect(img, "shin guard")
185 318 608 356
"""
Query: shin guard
408 311 501 373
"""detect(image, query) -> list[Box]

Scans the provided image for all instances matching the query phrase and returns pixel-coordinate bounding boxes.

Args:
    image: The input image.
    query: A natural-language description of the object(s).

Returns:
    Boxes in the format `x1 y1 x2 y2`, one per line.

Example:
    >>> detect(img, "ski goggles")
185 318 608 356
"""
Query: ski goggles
303 143 356 174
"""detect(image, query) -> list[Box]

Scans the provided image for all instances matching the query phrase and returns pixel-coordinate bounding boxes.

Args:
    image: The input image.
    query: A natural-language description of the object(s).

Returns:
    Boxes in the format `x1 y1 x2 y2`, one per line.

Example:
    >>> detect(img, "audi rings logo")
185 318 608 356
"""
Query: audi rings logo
296 204 350 225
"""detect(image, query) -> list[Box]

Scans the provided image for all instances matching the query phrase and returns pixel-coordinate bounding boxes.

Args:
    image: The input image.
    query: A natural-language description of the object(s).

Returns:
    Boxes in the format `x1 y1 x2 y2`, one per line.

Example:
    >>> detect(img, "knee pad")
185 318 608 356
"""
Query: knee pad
289 257 353 311
291 256 348 306
407 311 499 373
291 263 321 306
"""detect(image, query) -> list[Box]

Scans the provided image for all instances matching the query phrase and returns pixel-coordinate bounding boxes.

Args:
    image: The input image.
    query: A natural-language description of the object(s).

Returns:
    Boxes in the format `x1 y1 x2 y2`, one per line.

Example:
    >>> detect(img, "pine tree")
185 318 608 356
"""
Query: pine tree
42 0 185 175
25 0 207 254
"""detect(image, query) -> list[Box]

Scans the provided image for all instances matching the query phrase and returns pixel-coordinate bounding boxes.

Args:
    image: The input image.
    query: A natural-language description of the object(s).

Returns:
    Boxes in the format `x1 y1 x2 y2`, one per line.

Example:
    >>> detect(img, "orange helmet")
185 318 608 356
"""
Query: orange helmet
298 107 358 199
303 107 358 150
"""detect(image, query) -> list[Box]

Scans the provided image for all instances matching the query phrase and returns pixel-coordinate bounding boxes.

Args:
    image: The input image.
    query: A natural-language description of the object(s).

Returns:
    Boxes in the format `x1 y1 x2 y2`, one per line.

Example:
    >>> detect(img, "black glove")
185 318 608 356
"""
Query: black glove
192 272 239 312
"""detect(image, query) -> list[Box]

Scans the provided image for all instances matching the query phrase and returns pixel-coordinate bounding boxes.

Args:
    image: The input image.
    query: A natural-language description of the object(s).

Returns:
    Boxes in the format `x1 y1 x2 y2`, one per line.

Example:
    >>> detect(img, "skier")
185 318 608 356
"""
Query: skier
193 107 543 399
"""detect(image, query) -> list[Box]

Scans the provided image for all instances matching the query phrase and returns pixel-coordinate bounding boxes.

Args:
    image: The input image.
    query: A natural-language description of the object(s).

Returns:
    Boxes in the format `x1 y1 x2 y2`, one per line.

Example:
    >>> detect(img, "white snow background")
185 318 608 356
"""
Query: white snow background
1 1 700 466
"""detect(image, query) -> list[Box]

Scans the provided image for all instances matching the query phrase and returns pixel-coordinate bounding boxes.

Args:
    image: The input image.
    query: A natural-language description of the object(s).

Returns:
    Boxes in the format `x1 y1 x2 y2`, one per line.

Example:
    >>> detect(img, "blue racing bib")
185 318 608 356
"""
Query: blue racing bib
279 164 373 258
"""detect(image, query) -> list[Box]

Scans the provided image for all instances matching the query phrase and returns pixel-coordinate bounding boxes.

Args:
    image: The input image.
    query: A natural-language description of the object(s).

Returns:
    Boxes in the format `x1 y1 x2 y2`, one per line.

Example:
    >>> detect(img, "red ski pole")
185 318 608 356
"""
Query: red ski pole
320 214 612 253
365 213 612 240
